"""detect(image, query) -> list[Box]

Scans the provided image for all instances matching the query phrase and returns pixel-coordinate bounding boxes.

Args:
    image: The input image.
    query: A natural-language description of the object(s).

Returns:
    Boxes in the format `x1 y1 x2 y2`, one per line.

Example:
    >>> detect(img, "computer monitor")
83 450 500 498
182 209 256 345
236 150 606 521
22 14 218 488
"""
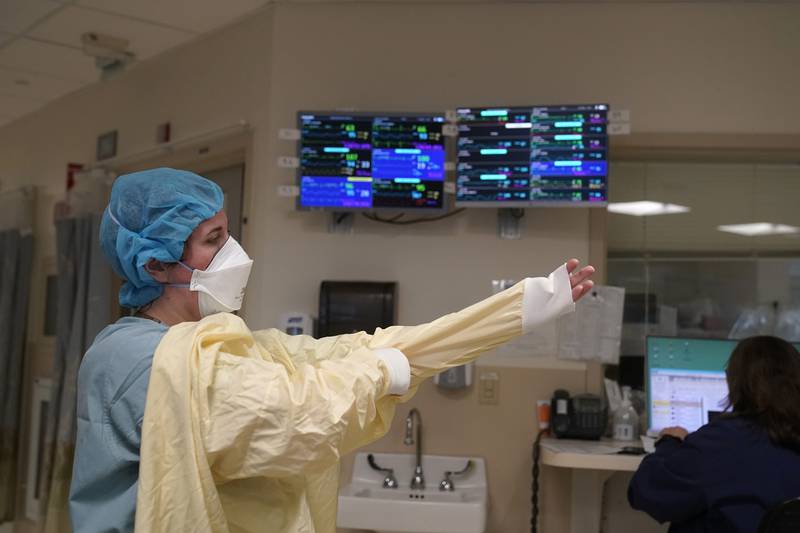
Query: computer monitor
646 336 800 434
455 104 608 207
298 112 447 210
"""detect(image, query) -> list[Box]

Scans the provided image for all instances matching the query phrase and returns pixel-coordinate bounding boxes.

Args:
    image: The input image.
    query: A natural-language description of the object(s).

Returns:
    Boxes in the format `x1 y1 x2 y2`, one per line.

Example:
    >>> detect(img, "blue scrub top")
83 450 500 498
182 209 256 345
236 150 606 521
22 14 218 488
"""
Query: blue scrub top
629 416 800 532
69 317 168 533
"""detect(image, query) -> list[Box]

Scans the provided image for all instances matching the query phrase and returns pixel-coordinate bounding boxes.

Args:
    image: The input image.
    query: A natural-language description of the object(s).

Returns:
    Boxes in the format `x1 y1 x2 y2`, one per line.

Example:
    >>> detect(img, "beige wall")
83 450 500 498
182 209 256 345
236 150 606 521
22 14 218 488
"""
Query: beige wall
3 2 800 533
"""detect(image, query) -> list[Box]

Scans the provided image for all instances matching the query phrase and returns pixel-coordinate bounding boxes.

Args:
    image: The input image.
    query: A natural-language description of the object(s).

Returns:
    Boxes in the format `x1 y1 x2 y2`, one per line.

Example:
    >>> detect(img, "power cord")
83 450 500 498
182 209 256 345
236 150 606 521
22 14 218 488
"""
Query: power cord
361 208 466 225
531 431 544 533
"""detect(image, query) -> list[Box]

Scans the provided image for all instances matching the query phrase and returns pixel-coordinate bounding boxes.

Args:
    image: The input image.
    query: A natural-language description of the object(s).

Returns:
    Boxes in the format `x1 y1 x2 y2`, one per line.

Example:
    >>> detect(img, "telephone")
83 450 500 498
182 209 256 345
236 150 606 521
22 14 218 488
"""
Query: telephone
532 390 608 532
550 389 606 440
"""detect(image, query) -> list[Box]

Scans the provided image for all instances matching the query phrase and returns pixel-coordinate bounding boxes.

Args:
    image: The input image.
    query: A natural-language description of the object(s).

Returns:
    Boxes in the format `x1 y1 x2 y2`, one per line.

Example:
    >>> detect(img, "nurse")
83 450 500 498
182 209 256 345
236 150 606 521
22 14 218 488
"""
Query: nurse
629 336 800 532
68 168 596 532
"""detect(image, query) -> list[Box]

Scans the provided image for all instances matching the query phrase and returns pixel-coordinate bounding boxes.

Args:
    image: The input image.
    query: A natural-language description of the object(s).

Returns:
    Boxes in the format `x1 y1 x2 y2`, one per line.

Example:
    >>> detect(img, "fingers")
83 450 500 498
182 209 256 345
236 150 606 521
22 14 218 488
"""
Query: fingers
567 260 597 303
566 258 580 274
572 286 583 302
570 265 596 288
572 280 595 302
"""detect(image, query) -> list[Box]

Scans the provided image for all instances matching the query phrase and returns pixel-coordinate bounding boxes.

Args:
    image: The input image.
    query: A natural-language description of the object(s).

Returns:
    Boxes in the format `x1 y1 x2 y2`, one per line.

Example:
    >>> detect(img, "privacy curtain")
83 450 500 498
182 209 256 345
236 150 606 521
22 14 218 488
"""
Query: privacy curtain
38 214 110 532
0 229 34 523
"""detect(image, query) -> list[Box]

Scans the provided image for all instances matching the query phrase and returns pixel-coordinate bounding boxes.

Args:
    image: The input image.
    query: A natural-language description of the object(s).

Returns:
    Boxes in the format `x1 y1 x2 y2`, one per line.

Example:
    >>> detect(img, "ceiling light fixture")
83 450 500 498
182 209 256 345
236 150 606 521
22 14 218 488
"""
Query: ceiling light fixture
717 223 800 237
607 201 690 216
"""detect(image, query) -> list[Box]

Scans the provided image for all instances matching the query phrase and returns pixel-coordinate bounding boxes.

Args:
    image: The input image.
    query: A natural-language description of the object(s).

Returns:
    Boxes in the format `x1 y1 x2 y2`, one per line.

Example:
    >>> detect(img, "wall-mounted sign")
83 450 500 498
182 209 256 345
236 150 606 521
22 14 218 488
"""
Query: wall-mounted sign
96 130 118 160
66 162 84 191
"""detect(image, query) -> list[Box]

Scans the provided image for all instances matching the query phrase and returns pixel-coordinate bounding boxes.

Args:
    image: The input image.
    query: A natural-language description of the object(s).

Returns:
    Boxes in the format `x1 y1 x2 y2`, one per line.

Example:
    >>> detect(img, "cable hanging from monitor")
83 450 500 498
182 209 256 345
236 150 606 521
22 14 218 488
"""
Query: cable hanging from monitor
361 208 466 225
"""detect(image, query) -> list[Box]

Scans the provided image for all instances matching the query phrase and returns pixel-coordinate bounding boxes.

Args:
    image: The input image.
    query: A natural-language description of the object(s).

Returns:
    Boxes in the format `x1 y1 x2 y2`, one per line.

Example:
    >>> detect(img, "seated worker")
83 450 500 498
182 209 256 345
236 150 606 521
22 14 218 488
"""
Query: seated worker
68 168 597 533
629 335 800 533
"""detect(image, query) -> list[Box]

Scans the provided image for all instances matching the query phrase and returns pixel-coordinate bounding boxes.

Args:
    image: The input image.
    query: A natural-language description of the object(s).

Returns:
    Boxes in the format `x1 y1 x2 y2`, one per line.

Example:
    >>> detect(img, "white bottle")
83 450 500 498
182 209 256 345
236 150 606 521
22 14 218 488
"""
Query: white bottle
613 387 639 441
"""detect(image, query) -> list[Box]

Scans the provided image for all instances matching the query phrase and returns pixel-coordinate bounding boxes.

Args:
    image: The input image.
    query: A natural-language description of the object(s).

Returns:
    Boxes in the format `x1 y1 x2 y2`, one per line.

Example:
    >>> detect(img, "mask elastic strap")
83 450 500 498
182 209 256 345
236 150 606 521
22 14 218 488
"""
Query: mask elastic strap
164 261 194 289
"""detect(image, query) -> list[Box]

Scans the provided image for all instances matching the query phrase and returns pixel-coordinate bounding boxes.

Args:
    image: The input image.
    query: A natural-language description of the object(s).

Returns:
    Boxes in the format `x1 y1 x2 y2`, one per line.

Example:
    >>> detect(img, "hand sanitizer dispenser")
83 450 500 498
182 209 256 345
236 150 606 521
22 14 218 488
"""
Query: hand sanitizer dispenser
279 312 315 336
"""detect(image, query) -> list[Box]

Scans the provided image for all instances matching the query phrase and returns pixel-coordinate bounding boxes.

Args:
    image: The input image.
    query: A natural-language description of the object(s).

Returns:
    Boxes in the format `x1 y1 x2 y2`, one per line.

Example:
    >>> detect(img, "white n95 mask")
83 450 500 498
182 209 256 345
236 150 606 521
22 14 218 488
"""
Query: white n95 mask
176 236 254 317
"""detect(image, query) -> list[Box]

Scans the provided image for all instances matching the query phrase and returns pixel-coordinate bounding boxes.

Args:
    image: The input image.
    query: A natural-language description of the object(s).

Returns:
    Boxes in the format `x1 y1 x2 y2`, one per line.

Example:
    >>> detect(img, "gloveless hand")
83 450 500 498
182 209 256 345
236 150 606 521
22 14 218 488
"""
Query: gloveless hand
566 259 596 303
659 426 689 441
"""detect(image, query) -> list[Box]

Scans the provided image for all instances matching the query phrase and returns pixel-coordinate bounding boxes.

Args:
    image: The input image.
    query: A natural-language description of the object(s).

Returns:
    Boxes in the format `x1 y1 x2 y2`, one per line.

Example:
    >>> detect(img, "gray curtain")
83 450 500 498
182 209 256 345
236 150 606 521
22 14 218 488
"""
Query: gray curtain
0 229 34 523
38 215 110 532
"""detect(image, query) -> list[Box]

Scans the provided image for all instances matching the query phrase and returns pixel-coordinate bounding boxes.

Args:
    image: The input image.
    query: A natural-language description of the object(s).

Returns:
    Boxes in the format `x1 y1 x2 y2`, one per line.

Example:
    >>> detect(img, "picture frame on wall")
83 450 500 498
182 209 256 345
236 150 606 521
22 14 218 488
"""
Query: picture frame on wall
96 130 118 160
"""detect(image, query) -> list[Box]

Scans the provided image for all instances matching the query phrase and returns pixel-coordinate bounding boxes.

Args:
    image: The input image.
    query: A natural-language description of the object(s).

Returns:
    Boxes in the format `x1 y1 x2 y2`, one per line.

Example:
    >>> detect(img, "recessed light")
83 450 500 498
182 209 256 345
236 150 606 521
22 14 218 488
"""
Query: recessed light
607 201 690 216
717 223 800 237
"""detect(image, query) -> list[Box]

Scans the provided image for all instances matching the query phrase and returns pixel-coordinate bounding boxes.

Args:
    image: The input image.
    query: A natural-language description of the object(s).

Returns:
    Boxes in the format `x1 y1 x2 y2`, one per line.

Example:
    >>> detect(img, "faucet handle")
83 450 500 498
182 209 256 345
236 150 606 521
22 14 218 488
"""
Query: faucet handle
410 465 425 491
439 460 474 492
367 454 398 489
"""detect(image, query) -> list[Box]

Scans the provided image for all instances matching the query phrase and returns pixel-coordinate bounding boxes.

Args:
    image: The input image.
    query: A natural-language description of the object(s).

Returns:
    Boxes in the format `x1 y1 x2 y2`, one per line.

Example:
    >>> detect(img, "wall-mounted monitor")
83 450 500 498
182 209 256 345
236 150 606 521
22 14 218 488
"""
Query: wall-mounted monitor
455 104 608 207
298 112 447 210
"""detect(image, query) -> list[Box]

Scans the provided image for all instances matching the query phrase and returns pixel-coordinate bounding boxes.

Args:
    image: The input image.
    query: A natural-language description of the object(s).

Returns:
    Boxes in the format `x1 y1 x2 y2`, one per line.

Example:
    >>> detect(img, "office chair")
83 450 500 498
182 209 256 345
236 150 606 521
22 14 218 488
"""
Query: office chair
758 497 800 533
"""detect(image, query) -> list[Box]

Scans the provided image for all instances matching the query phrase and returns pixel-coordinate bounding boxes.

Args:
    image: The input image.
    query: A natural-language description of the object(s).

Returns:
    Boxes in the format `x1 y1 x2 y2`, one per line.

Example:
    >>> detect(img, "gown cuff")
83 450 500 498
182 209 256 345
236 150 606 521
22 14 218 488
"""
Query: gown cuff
522 263 576 335
373 348 411 396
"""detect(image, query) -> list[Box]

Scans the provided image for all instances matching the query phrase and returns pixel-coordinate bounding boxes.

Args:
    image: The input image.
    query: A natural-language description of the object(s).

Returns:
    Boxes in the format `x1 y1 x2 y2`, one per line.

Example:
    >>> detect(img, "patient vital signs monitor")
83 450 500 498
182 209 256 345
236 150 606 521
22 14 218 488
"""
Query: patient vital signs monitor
455 104 609 207
647 336 800 433
298 112 447 210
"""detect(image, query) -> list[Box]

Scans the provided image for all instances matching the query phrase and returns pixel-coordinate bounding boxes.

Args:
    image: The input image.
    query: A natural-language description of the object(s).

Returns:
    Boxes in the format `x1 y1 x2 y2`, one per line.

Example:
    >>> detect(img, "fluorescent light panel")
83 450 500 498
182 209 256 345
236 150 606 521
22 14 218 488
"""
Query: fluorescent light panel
717 223 800 237
607 201 690 216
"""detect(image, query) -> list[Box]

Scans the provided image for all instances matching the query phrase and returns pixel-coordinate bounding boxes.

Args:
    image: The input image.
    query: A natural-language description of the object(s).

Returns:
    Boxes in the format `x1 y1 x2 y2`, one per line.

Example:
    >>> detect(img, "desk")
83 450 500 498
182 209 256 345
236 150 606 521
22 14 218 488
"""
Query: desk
540 438 645 533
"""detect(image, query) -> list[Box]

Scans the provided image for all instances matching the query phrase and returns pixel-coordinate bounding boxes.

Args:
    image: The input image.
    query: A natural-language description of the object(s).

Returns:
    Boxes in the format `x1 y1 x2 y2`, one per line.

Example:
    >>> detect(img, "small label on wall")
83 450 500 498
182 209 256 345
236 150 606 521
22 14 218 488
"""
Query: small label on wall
608 123 631 135
444 182 456 194
277 185 299 197
444 162 456 171
445 109 458 122
277 156 300 168
279 128 301 140
608 109 631 123
442 124 458 137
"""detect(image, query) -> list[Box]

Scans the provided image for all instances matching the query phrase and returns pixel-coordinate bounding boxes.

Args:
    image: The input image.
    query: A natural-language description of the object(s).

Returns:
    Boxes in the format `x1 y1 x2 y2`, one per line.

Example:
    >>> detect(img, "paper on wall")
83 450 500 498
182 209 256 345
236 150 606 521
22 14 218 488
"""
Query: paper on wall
557 285 626 364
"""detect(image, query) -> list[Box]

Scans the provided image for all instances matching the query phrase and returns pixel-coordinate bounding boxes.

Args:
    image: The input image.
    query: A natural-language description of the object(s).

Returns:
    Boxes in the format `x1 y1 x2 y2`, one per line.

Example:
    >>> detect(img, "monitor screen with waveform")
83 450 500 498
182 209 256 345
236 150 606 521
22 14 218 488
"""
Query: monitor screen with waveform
455 104 609 207
298 112 447 210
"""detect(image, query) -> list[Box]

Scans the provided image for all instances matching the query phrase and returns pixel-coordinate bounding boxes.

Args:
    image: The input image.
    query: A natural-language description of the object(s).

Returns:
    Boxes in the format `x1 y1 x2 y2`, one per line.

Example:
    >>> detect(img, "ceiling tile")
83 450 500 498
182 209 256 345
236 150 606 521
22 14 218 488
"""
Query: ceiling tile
0 31 16 47
0 93 46 118
75 0 269 33
0 66 83 101
29 5 195 61
0 37 98 83
0 0 62 35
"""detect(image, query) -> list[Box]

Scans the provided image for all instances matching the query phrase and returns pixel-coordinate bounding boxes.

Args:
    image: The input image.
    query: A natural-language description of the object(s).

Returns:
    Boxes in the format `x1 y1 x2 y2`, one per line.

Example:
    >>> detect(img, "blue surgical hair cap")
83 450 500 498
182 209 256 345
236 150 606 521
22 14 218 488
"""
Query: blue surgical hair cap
100 167 224 308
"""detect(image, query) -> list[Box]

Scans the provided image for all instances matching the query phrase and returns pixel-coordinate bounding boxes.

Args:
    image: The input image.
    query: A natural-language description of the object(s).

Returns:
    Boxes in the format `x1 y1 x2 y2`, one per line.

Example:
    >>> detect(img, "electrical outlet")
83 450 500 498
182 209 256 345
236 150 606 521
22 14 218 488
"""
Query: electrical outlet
277 185 299 197
478 372 499 405
277 156 299 168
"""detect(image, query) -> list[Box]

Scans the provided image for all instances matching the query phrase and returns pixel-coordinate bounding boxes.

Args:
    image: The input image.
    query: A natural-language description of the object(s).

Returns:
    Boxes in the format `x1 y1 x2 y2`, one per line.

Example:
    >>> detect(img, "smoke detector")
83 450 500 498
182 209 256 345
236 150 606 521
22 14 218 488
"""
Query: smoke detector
81 32 135 78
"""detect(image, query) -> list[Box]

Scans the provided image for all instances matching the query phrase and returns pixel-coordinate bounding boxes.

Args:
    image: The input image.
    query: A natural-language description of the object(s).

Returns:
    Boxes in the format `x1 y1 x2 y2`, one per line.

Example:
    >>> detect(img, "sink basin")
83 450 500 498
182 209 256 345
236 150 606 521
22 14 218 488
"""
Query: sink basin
337 452 487 533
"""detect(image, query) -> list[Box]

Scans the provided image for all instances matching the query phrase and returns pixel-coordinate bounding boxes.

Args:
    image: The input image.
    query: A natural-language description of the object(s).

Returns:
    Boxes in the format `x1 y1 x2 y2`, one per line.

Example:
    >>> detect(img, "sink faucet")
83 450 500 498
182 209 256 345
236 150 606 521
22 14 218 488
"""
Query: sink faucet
404 408 425 490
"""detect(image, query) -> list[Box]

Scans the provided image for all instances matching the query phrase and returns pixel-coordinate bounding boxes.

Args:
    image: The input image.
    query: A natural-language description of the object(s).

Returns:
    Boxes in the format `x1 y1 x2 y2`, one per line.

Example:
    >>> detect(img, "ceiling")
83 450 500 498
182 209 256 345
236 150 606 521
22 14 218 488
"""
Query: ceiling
0 0 272 129
0 0 784 130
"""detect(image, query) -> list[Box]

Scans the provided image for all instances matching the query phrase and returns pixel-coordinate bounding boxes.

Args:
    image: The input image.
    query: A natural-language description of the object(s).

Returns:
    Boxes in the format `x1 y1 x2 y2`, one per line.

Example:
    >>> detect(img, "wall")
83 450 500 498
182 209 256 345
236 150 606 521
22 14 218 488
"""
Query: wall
2 2 800 533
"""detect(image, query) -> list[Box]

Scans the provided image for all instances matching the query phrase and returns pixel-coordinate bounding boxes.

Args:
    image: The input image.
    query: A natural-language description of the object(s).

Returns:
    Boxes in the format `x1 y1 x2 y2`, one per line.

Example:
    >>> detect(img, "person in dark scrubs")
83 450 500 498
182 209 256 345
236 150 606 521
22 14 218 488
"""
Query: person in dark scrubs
629 335 800 533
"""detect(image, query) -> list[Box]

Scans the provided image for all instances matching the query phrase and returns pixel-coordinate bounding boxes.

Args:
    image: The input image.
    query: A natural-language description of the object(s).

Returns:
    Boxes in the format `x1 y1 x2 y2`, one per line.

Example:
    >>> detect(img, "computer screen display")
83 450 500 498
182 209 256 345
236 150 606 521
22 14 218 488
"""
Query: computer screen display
298 112 447 210
455 104 608 207
646 336 800 433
